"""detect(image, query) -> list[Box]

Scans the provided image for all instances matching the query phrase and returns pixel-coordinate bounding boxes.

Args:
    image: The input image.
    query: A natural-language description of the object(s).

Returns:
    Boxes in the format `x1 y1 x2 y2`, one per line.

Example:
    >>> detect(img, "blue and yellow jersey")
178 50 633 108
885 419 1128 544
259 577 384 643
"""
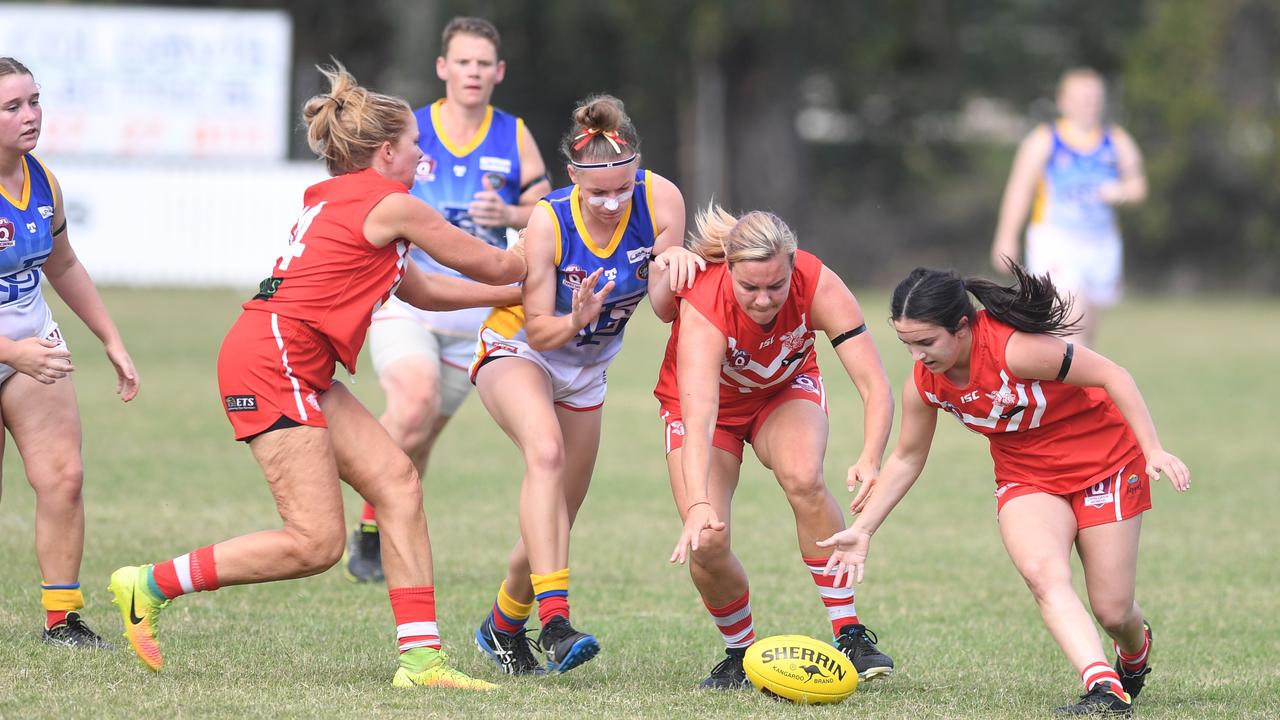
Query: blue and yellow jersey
1030 121 1120 233
409 100 524 273
484 168 657 368
0 154 56 310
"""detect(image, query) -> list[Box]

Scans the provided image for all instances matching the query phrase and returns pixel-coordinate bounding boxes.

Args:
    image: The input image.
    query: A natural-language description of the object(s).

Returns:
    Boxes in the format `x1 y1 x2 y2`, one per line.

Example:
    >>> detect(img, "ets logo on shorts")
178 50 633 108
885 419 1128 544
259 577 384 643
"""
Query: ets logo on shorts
224 395 258 413
0 217 14 250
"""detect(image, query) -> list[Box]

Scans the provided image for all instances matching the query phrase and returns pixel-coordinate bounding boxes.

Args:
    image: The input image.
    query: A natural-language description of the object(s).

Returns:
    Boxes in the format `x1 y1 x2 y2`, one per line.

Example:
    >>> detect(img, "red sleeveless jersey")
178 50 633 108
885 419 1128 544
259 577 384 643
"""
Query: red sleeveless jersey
654 250 823 413
913 310 1139 492
244 168 410 373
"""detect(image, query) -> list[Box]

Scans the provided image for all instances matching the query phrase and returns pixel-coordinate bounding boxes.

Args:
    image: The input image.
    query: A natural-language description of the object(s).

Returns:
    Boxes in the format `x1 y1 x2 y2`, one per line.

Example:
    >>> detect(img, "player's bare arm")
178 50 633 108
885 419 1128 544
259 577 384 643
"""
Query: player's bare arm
365 192 525 285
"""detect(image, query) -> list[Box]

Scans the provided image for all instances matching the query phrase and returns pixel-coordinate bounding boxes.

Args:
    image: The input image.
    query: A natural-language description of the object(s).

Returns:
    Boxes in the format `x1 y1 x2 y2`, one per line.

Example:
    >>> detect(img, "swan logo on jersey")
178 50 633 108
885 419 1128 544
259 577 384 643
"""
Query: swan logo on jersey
0 218 14 249
416 157 437 182
780 322 808 354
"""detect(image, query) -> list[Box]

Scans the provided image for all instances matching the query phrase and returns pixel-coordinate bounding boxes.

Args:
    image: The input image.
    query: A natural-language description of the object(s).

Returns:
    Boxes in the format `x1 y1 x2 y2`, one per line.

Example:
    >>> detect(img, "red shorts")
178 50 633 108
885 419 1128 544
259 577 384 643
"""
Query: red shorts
216 310 337 441
994 455 1152 529
661 372 827 461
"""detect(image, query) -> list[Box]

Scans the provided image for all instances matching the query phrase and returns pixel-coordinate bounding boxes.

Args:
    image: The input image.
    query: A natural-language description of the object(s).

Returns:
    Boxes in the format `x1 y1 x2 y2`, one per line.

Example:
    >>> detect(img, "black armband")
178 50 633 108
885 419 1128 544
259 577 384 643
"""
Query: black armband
1055 343 1074 381
520 173 551 194
830 324 868 348
51 219 67 237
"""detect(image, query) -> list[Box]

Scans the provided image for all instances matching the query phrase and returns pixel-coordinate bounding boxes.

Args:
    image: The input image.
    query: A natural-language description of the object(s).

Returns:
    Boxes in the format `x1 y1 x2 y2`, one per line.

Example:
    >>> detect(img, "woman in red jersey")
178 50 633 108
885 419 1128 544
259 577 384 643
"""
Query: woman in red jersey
818 265 1190 716
656 204 896 689
108 63 524 690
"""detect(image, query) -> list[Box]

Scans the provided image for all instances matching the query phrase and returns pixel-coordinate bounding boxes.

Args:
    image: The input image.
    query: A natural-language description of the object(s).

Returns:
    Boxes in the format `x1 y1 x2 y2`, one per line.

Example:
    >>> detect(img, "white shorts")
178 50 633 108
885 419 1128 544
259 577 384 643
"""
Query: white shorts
0 314 66 386
368 315 474 417
1026 224 1123 307
471 327 608 411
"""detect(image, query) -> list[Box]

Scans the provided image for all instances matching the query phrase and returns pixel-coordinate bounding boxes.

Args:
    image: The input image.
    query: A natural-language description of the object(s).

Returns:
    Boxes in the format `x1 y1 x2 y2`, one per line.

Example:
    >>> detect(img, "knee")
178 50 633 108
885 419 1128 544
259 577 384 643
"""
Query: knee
1019 560 1073 603
690 528 733 568
1092 598 1137 632
779 468 829 511
33 458 85 506
522 438 564 479
385 390 441 448
372 455 422 510
287 520 346 575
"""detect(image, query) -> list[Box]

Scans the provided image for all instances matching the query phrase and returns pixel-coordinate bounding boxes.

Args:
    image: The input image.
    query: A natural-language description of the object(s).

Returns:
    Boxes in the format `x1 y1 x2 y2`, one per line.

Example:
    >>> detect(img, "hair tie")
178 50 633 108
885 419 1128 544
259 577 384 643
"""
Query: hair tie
572 126 627 154
324 94 345 111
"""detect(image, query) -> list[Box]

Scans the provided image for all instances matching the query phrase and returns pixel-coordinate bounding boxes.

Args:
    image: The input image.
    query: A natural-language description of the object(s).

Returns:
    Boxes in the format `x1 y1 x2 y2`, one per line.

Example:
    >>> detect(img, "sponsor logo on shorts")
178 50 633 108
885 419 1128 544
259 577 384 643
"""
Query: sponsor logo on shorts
994 482 1022 499
1125 474 1142 494
668 420 686 436
489 341 519 355
0 217 15 249
305 392 321 412
44 327 63 344
1083 478 1114 508
224 395 258 412
479 156 513 174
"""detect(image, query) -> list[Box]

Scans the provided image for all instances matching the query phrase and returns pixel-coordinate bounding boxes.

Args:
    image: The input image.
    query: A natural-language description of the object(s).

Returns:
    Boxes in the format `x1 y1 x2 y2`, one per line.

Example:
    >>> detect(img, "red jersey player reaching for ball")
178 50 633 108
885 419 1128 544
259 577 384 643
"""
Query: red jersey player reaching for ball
818 264 1190 717
108 62 524 690
656 204 896 690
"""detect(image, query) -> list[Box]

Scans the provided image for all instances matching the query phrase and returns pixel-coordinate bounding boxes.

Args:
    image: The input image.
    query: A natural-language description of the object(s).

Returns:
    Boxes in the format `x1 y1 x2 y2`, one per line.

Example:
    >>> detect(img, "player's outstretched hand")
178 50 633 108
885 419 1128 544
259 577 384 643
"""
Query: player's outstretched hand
9 336 74 385
1146 449 1190 492
815 527 871 589
670 502 726 565
570 268 615 329
651 246 706 291
469 189 512 228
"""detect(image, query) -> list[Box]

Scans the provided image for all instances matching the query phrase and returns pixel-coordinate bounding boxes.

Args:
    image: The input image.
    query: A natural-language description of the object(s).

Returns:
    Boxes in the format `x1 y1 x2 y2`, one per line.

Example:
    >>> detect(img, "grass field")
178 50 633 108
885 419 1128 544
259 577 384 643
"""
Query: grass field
1 287 1277 719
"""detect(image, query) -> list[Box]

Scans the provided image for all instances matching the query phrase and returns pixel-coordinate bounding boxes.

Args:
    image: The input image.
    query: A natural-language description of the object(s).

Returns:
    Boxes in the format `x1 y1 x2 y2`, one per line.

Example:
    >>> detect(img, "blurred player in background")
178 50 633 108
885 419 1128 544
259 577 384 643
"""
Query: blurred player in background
0 57 140 648
470 94 702 674
108 63 525 690
991 68 1146 347
345 16 552 583
819 265 1189 715
658 205 896 689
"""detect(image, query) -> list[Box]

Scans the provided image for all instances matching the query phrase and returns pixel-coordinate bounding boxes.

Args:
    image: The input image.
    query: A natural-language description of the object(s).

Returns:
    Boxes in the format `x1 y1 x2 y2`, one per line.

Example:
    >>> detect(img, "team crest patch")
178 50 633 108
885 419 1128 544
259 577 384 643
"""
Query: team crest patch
0 217 14 249
1083 478 1114 508
416 157 436 182
790 374 820 395
729 347 752 369
224 395 258 412
561 264 588 290
483 172 507 191
636 263 649 280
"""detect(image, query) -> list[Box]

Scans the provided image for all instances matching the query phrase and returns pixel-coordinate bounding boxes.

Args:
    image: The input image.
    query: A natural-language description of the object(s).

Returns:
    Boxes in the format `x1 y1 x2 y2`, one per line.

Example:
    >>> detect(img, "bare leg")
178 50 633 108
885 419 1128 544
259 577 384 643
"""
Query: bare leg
1077 514 1146 653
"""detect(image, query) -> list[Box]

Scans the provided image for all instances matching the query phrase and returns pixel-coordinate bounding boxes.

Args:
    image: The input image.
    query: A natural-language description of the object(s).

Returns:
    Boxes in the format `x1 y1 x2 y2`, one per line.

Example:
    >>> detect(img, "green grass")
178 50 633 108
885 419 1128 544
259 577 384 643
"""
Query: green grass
1 288 1277 719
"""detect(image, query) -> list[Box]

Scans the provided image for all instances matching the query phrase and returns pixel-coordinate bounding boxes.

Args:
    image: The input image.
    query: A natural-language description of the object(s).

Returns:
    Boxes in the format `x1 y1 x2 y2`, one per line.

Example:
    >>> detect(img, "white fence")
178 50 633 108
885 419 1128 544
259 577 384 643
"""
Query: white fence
51 159 329 288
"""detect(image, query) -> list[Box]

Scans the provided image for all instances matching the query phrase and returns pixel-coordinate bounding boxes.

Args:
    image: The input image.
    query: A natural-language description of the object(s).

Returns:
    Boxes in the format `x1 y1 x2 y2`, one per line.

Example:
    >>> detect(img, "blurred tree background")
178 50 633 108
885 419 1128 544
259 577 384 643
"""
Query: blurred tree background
63 0 1280 290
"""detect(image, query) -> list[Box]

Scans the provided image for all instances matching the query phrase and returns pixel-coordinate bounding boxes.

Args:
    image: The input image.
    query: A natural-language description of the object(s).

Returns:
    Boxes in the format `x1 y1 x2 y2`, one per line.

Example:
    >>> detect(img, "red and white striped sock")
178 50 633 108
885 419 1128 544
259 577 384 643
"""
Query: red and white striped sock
1082 661 1128 698
705 590 756 649
150 545 220 599
803 556 859 635
390 586 440 652
1115 626 1151 673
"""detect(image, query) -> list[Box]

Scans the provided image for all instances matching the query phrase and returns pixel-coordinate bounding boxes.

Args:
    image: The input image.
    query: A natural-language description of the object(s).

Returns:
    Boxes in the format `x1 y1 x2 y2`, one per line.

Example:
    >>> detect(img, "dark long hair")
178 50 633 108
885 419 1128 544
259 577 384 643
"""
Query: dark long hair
891 263 1079 336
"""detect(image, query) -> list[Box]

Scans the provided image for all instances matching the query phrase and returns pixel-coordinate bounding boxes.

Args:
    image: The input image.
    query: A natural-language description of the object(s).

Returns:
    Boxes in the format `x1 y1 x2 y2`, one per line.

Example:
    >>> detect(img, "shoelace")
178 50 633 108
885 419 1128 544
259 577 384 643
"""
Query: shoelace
709 653 745 677
509 629 542 668
838 626 879 654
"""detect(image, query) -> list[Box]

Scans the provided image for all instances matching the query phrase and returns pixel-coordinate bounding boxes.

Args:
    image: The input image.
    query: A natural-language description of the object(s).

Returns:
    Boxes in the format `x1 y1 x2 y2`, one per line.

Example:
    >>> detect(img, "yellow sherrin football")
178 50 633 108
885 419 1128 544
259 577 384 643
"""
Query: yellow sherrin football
743 634 858 704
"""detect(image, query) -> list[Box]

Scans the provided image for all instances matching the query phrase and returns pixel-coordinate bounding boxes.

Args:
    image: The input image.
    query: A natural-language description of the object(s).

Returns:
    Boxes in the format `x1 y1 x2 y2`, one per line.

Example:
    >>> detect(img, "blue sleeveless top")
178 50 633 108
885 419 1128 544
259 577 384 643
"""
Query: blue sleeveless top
409 100 524 272
485 168 657 368
0 154 56 308
1032 123 1120 233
